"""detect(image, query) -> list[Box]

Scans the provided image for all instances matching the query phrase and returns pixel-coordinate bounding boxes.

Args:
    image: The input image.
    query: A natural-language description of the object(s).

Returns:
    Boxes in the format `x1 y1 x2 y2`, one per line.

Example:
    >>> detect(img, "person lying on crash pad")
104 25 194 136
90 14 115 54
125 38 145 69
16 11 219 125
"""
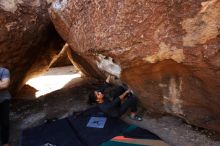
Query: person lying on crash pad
88 75 142 121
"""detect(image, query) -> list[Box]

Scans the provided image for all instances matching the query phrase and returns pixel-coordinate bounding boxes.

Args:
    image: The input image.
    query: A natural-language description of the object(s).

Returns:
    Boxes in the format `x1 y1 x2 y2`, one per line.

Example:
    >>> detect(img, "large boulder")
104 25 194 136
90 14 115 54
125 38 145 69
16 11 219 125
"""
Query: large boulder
0 0 64 93
49 0 220 133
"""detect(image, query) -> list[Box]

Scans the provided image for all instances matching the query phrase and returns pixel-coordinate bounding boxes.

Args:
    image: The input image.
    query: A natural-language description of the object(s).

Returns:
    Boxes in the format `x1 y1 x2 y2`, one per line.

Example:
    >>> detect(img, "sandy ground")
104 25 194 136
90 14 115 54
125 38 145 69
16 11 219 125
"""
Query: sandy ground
2 67 220 146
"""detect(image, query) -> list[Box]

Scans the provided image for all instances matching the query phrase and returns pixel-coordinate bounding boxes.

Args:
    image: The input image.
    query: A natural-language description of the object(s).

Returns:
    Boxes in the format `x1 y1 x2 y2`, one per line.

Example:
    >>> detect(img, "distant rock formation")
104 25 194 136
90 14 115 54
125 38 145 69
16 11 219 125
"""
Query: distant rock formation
0 0 64 92
49 0 220 133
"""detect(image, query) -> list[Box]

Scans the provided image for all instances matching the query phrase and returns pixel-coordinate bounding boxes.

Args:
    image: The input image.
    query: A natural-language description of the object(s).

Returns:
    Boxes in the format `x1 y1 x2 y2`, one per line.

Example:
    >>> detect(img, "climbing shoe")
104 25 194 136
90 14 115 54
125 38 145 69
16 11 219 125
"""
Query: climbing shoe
129 114 143 121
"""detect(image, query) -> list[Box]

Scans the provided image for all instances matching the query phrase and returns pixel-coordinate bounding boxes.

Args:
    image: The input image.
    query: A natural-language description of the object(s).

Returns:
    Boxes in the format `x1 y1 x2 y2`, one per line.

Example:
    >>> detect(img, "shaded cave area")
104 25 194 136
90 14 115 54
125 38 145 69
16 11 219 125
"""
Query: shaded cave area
9 64 220 146
7 50 220 146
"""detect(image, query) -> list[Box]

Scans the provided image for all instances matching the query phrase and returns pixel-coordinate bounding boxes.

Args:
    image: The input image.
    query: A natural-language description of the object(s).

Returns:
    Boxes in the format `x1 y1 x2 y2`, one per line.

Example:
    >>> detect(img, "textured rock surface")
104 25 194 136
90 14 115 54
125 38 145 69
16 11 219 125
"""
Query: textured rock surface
0 0 64 92
49 0 220 133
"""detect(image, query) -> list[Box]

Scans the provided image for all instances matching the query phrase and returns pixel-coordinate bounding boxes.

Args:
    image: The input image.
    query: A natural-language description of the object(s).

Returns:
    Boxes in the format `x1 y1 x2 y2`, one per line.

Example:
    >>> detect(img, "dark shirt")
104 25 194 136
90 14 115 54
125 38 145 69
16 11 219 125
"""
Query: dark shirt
96 82 112 93
97 82 126 117
98 97 121 117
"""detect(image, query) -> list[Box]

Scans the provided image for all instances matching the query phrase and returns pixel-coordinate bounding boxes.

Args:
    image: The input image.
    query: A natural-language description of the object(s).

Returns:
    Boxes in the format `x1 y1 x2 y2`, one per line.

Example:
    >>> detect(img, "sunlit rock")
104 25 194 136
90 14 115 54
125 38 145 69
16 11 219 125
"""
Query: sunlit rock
49 0 220 133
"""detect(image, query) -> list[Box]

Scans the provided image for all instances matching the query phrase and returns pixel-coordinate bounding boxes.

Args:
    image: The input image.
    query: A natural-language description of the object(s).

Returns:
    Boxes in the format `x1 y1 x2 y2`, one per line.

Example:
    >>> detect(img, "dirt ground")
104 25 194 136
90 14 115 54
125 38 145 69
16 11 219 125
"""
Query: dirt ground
2 68 220 146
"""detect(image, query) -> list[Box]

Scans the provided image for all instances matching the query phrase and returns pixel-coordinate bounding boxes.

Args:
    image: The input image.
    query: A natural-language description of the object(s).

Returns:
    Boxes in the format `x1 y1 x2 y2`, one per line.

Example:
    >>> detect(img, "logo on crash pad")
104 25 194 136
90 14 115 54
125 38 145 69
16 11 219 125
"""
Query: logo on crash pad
42 143 56 146
87 117 107 128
